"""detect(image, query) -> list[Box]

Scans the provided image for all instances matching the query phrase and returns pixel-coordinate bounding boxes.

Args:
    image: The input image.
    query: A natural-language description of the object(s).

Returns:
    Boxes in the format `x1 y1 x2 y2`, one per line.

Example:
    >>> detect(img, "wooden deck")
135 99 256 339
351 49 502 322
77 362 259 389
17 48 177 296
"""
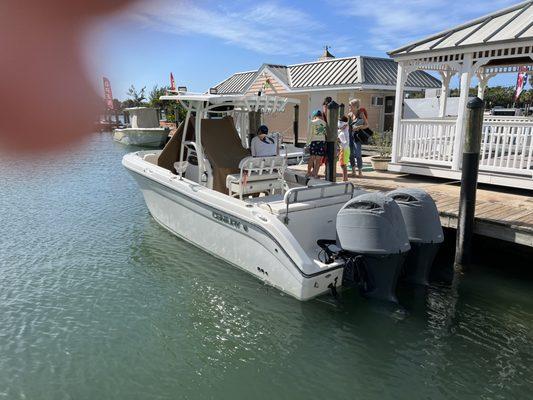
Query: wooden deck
289 162 533 247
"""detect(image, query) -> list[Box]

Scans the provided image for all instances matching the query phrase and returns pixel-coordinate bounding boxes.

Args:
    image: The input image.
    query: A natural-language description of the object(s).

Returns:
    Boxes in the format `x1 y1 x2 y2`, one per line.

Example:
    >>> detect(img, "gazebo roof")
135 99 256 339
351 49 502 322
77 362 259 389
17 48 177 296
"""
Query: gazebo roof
389 1 533 59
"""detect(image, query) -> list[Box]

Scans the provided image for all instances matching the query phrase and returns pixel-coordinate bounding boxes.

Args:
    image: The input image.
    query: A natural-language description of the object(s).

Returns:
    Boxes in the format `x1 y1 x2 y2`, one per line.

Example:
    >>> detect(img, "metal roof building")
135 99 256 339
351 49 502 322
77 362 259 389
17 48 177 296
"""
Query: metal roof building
213 70 256 95
212 56 441 94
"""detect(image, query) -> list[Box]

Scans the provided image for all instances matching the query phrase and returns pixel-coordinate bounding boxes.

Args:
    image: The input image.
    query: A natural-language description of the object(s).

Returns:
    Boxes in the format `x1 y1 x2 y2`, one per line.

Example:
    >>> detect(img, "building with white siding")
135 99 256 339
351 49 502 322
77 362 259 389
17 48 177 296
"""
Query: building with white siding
211 50 441 141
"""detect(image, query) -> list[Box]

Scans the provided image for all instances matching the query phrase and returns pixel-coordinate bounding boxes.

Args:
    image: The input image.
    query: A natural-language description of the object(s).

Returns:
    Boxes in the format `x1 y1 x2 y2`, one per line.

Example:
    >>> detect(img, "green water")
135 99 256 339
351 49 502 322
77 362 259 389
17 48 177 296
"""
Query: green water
1 134 532 400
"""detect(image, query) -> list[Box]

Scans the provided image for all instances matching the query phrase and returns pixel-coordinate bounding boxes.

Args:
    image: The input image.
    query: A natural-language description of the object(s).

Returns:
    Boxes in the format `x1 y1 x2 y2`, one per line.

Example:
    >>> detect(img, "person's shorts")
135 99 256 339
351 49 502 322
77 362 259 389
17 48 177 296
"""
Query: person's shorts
309 140 326 156
339 146 350 166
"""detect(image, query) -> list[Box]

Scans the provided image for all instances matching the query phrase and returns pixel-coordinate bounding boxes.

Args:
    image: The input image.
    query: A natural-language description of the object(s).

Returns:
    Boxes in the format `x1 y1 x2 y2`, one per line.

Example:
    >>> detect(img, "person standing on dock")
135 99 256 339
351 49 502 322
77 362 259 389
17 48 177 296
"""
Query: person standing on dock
306 110 327 178
337 116 350 182
348 98 368 177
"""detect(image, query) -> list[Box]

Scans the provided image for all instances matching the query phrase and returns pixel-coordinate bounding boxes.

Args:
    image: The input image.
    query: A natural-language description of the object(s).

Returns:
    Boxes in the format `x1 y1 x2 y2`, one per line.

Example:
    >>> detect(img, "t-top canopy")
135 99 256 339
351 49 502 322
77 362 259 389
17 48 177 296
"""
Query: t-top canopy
159 92 299 114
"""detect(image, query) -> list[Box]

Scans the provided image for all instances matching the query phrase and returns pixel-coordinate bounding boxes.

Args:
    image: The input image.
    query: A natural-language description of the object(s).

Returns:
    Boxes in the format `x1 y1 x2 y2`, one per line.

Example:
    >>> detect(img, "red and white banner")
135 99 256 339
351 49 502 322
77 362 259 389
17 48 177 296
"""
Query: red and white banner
170 72 176 91
514 66 528 101
103 77 114 110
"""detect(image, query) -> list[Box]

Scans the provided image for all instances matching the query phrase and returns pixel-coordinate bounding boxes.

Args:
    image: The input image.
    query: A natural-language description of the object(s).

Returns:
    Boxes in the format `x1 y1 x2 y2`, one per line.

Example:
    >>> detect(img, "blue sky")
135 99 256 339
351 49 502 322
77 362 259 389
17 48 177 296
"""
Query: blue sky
85 0 520 100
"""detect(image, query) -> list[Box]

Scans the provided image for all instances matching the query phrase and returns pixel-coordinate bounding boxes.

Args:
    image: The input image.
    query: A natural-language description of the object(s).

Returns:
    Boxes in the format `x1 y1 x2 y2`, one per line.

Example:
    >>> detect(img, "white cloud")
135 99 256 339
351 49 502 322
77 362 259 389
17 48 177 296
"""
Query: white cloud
335 0 520 52
128 0 347 57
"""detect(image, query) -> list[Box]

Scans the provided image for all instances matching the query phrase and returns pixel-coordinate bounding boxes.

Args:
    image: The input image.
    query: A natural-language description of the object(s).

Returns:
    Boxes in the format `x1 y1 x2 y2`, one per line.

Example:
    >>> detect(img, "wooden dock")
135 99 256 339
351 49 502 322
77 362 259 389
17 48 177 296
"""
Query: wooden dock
289 163 533 247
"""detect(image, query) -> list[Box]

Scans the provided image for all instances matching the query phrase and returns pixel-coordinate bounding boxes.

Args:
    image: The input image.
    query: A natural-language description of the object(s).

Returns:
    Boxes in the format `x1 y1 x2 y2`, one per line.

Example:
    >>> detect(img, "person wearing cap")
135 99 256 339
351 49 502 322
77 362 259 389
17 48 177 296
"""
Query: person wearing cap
250 125 277 157
306 110 327 178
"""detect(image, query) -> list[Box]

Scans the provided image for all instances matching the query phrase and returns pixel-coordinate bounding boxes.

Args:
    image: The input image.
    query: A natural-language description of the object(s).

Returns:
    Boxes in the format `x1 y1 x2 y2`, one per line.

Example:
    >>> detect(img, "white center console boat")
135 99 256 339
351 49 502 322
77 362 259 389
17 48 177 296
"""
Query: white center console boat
122 93 442 302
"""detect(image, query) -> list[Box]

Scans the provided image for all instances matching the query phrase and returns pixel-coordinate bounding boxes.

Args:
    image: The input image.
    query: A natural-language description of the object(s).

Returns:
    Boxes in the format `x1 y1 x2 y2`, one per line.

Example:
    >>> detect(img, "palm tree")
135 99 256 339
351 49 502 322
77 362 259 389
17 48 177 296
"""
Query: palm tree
124 85 147 107
148 84 186 123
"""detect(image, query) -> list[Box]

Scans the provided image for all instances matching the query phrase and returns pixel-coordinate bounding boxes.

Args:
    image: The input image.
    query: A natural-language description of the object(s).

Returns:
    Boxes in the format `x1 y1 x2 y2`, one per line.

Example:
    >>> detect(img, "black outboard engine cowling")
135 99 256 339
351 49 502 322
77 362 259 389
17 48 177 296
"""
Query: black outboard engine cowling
336 193 411 303
387 188 444 286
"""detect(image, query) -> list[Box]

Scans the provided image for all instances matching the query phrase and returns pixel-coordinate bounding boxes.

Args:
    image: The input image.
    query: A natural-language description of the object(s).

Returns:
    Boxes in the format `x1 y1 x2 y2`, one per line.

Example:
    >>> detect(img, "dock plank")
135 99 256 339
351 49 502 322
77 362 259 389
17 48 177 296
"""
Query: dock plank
289 164 533 247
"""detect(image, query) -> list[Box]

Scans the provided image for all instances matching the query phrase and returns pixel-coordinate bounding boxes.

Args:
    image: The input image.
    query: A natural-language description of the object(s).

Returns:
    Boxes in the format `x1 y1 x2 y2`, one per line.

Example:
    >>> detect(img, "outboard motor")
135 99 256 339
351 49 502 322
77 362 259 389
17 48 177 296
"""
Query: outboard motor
336 193 411 303
387 188 444 286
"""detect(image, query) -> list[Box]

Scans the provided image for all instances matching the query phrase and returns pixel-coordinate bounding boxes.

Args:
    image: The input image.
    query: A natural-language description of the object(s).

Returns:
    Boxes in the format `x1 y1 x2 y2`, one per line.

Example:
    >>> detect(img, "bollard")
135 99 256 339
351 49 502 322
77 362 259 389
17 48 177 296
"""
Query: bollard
455 97 484 266
293 105 301 147
325 100 339 182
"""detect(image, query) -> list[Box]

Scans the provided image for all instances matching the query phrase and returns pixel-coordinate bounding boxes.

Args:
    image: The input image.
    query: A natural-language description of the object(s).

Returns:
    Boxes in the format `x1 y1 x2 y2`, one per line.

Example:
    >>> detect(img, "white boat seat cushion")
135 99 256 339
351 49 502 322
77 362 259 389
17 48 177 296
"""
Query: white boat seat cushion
226 172 279 188
226 156 287 198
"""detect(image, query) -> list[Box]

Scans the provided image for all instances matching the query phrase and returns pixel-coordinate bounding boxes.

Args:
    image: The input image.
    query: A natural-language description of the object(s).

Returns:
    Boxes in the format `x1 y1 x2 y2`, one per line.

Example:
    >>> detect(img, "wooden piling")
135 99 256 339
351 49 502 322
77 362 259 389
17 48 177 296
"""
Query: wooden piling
325 100 339 182
455 97 484 266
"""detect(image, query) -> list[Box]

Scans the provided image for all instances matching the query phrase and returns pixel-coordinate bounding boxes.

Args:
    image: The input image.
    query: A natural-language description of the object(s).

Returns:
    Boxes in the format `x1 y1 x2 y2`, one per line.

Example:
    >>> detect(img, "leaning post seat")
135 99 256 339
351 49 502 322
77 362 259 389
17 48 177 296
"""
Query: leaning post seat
226 155 288 199
157 120 195 174
200 117 250 193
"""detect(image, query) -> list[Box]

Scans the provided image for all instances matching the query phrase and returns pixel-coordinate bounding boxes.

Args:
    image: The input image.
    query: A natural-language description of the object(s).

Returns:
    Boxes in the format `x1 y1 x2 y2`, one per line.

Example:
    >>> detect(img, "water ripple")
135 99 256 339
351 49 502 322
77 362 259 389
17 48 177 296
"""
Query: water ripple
0 134 532 399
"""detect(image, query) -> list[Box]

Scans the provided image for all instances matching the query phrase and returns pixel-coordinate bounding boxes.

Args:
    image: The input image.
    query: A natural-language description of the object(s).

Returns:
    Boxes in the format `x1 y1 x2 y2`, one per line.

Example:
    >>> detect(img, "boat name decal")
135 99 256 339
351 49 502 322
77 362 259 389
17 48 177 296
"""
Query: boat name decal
212 211 247 231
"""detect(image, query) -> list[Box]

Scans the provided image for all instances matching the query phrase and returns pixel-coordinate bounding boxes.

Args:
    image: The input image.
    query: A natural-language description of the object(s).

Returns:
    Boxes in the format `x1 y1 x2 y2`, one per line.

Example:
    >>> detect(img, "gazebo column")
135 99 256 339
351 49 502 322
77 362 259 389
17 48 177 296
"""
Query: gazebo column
391 61 411 163
451 54 474 171
438 70 454 117
476 71 497 100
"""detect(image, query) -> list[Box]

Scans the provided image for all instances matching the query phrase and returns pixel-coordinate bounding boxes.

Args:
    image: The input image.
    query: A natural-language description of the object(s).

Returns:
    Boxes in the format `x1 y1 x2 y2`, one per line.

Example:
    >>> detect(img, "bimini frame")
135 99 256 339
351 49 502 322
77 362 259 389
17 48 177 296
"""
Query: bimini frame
159 93 299 184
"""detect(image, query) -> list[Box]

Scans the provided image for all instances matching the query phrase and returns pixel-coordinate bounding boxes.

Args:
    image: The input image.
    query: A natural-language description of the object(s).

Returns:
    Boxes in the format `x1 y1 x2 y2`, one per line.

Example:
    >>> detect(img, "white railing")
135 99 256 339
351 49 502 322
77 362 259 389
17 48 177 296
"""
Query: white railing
479 120 533 176
395 117 533 178
397 119 457 166
483 115 532 123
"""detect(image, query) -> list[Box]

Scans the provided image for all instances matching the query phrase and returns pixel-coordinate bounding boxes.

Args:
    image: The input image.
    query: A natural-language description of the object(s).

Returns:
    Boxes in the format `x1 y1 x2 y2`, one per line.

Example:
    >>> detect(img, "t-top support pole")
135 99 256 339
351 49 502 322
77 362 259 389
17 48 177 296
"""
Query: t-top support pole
293 104 300 147
248 110 261 147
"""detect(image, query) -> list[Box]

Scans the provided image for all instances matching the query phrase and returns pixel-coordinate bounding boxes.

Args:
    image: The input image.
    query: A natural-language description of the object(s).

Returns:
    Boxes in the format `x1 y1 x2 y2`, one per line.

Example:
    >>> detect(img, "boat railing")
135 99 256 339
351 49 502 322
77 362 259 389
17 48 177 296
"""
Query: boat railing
282 182 356 224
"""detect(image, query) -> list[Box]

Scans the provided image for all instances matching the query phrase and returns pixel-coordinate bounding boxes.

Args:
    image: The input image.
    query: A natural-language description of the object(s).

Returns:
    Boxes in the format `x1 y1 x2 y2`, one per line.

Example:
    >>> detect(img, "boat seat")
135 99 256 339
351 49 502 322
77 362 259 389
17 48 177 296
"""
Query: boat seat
253 182 359 215
226 156 288 199
256 194 353 215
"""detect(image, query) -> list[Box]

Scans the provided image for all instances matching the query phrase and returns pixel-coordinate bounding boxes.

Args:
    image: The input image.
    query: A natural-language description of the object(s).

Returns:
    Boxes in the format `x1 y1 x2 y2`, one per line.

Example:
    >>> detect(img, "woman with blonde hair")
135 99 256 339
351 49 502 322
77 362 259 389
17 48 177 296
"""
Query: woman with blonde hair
347 98 368 177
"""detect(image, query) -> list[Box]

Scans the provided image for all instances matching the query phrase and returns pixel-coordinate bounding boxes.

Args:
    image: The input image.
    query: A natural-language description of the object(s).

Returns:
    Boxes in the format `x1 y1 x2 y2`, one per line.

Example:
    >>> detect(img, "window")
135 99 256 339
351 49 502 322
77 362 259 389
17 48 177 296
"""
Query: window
371 96 384 106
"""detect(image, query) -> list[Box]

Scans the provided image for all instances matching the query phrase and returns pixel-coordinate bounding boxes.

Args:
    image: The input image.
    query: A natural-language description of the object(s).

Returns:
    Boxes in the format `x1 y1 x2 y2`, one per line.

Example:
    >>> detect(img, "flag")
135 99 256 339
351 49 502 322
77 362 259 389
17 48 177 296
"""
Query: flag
103 77 114 110
170 72 176 91
514 66 528 101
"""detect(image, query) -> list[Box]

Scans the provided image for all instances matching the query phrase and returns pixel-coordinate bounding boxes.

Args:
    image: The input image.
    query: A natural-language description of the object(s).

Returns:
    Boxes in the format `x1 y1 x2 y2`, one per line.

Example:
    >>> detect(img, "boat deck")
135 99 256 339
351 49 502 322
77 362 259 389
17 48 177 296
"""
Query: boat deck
289 163 533 248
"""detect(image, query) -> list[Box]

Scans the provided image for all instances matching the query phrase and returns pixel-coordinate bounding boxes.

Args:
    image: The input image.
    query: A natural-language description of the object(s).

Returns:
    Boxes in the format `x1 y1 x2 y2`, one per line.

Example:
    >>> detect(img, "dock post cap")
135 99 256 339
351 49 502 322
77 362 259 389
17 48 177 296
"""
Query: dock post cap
327 100 339 109
467 97 484 109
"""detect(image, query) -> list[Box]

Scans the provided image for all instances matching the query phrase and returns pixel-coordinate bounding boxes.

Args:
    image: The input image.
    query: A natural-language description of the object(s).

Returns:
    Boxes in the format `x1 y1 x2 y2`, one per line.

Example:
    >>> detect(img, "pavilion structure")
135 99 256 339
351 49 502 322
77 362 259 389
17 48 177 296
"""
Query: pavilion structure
388 1 533 189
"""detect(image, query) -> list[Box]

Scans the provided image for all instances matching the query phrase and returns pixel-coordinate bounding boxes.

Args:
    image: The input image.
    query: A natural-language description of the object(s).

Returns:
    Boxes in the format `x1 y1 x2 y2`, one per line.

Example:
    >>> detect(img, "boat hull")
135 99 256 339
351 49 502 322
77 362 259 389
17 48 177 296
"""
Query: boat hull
123 153 343 300
114 128 168 147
